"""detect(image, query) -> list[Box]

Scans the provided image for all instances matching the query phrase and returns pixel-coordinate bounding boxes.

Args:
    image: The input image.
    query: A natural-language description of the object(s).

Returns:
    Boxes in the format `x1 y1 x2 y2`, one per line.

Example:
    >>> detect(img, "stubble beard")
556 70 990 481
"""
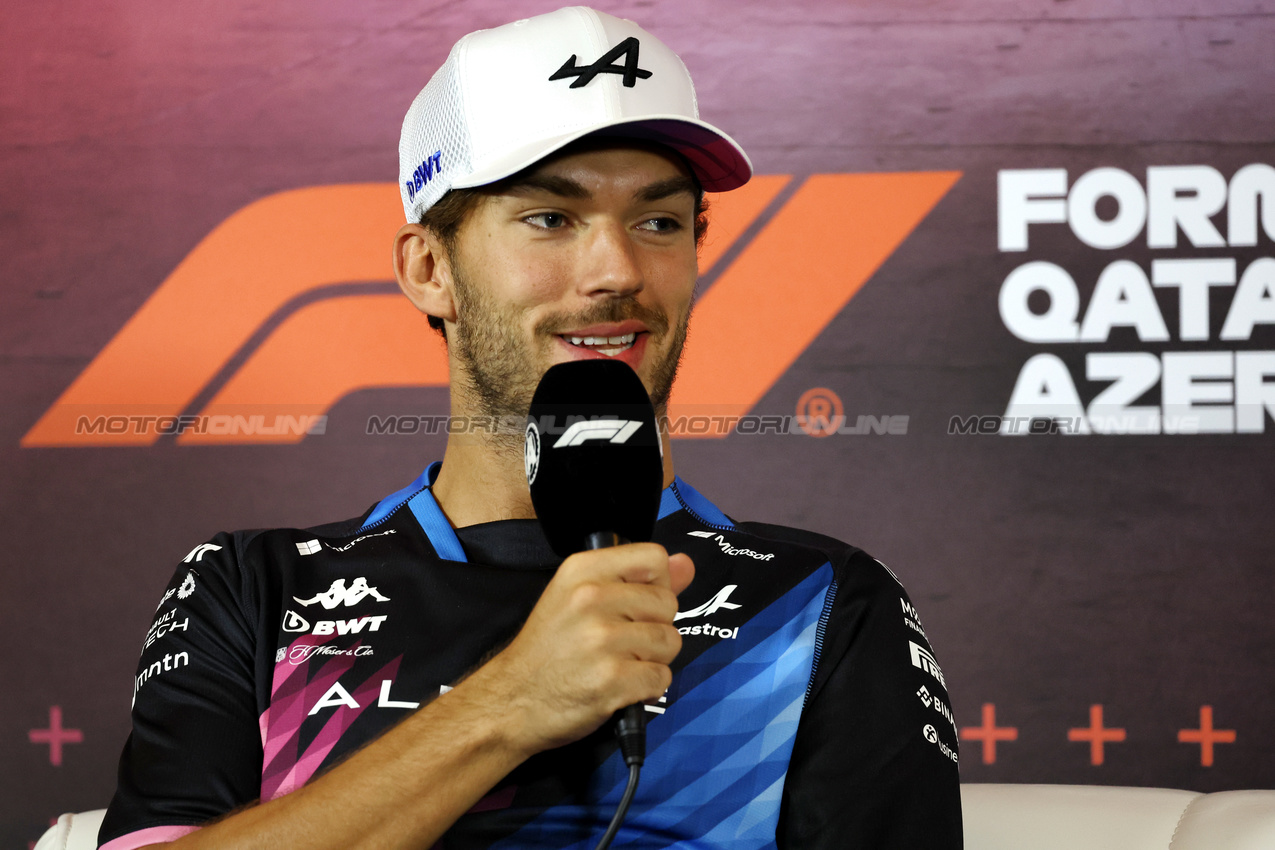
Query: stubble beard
451 262 690 446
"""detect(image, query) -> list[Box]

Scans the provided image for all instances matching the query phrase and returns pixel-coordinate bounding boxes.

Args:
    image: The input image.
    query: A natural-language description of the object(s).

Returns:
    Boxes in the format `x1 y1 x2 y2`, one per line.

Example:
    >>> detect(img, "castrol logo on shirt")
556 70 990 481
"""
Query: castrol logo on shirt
675 584 743 641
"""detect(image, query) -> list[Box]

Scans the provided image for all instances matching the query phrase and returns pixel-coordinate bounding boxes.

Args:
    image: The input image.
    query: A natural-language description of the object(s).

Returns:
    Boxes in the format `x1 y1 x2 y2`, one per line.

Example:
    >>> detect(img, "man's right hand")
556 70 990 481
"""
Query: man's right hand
462 542 695 758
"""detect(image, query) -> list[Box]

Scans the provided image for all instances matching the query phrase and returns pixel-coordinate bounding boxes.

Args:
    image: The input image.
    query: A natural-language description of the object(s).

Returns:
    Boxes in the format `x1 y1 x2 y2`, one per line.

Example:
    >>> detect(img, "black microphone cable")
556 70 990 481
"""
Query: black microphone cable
594 707 644 850
586 531 647 850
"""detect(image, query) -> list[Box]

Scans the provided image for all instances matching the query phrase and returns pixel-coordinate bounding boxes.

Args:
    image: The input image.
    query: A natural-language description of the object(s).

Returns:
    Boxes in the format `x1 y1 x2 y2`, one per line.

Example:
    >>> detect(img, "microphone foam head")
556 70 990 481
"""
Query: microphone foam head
525 360 664 556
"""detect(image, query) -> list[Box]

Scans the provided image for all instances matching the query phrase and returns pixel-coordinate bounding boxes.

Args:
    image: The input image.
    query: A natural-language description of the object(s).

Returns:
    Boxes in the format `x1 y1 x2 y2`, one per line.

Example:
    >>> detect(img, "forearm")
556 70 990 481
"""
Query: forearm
152 677 532 850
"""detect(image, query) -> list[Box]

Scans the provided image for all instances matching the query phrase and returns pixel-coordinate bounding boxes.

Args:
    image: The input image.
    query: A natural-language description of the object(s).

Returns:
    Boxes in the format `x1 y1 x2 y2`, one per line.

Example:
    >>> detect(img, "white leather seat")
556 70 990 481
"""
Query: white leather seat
962 784 1275 850
34 787 1275 849
32 809 105 850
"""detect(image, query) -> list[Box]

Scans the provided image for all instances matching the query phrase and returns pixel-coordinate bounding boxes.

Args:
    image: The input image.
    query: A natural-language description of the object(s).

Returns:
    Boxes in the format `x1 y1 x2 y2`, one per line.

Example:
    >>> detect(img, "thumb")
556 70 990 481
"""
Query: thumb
668 552 695 597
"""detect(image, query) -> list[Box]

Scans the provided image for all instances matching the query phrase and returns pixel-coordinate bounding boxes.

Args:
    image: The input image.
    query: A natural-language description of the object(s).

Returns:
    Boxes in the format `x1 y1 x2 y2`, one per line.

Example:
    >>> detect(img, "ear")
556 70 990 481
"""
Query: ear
393 223 457 322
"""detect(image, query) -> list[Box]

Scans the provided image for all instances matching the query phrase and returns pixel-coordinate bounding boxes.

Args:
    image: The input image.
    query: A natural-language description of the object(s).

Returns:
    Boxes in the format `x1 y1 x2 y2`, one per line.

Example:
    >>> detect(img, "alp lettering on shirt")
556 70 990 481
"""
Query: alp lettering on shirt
308 678 420 716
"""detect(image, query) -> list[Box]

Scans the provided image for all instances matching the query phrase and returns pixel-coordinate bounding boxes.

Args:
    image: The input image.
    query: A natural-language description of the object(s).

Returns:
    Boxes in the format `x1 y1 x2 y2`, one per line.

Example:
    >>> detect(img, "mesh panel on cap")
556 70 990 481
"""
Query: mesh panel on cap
399 57 473 222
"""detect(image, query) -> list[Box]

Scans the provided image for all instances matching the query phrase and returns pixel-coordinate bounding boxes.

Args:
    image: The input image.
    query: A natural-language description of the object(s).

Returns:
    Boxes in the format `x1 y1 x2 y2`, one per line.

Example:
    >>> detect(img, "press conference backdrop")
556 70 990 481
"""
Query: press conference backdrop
4 1 1273 845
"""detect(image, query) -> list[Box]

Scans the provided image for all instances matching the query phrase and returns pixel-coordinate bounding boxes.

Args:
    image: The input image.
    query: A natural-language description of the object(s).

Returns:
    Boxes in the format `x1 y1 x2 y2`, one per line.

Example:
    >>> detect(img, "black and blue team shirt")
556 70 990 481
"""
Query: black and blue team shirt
100 466 963 849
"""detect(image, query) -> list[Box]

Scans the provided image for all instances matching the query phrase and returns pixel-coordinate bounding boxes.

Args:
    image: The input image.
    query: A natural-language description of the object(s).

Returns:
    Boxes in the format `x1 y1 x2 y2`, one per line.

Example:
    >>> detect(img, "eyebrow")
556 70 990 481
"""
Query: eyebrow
503 174 699 204
505 174 591 199
635 176 699 204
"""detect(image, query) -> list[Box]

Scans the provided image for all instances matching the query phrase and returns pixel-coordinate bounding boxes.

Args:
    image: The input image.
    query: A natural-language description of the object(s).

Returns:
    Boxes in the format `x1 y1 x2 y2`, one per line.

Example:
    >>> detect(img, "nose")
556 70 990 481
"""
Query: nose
579 219 644 299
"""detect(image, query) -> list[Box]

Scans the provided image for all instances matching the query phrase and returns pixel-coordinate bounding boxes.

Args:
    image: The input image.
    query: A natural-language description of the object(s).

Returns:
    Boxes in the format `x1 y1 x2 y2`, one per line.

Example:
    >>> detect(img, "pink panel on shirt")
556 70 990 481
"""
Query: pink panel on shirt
98 824 199 850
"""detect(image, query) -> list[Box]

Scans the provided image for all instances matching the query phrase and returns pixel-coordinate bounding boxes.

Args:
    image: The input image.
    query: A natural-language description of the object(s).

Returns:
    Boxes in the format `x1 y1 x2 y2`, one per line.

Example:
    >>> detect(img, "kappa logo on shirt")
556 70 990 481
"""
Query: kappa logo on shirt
293 577 390 609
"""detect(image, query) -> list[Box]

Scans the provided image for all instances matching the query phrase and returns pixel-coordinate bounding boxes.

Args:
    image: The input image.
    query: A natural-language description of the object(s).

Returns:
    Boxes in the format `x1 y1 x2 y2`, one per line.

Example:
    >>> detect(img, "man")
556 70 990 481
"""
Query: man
99 7 962 849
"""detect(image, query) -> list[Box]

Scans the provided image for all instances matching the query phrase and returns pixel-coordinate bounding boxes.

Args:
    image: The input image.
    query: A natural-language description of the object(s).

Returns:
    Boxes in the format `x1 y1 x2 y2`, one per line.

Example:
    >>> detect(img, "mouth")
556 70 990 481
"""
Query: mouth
560 332 639 357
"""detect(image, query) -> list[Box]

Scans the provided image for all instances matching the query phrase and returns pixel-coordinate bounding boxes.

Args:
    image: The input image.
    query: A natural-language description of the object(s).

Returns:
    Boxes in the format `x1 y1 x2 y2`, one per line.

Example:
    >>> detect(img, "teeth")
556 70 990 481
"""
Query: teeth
566 333 636 348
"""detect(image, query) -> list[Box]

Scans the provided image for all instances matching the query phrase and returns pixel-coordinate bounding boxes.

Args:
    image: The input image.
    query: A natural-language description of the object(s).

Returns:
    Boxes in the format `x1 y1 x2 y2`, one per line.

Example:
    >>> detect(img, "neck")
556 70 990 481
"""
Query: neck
430 412 676 529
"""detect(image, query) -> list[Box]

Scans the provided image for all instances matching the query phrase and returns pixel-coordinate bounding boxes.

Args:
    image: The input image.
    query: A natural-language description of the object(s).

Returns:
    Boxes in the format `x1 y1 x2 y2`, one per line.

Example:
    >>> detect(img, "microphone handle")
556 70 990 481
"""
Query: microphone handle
584 530 647 768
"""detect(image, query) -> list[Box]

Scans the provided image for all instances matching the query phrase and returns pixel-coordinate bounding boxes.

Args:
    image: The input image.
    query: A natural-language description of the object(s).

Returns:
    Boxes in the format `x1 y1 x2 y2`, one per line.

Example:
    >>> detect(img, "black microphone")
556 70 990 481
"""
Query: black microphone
524 359 664 846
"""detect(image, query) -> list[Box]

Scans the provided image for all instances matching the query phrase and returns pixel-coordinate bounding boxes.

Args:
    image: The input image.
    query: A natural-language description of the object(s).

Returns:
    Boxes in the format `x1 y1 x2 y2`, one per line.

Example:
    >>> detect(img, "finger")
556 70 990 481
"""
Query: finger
594 621 682 665
568 581 678 624
562 542 672 587
617 660 674 707
668 552 695 596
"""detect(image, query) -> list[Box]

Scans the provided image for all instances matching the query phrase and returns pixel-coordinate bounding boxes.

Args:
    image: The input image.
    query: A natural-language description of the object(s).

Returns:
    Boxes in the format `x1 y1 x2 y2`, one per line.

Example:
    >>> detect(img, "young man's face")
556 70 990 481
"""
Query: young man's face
445 143 700 420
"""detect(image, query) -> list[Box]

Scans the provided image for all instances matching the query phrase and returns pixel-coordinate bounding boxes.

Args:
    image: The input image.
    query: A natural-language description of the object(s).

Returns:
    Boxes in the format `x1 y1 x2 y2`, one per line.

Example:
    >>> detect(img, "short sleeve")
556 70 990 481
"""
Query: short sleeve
98 533 264 849
777 551 963 848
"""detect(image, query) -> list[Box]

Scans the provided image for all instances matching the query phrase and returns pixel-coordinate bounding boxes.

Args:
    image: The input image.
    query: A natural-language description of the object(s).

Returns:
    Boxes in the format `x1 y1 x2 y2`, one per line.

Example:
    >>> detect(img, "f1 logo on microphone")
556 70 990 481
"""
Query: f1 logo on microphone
552 419 644 447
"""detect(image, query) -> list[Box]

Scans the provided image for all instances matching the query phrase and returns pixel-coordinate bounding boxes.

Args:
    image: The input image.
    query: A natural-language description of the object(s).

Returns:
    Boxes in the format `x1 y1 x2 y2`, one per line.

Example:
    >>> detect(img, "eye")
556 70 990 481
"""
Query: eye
524 212 568 230
637 217 683 233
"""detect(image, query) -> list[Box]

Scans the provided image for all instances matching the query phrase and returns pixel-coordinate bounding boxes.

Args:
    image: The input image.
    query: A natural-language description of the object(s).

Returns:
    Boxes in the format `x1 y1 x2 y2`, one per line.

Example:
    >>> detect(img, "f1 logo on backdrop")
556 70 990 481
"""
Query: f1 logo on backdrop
21 173 959 447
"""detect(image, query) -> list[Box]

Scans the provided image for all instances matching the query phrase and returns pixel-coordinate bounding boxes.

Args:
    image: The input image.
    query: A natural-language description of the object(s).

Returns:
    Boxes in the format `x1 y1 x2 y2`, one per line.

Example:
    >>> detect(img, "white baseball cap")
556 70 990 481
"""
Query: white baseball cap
398 6 753 222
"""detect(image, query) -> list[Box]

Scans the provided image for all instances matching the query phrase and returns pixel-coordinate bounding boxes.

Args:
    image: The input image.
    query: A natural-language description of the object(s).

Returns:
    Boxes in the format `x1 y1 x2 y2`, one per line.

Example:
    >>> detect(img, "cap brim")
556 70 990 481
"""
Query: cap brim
454 116 752 194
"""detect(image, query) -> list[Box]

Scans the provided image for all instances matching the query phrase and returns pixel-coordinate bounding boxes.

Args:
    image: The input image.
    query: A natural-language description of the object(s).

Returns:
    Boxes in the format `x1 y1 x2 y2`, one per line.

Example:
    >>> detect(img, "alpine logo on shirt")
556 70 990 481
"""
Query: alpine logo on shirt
675 584 741 620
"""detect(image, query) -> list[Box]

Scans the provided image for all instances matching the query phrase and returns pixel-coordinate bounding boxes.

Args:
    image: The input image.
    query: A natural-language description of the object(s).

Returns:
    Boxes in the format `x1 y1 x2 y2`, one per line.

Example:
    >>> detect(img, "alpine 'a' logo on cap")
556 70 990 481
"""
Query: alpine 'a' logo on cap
549 36 652 89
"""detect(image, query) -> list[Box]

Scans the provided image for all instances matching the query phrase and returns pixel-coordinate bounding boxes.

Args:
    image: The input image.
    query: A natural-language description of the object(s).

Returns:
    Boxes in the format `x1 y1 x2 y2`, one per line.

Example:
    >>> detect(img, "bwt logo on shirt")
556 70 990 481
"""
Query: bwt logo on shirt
405 150 443 202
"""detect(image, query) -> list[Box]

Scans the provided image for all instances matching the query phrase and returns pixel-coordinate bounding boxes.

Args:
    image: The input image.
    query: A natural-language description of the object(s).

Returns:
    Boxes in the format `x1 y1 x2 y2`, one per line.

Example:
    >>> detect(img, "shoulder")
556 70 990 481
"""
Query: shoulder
164 508 379 609
732 520 906 592
212 508 378 564
658 477 905 594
